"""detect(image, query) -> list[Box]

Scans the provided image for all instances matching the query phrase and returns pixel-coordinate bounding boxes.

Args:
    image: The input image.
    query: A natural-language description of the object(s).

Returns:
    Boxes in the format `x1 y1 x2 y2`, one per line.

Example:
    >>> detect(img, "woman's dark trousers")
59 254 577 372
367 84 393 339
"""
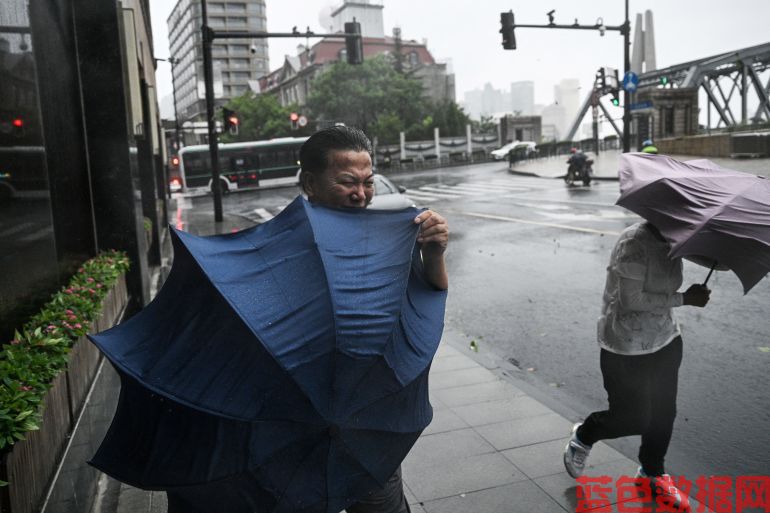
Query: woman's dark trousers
577 337 683 476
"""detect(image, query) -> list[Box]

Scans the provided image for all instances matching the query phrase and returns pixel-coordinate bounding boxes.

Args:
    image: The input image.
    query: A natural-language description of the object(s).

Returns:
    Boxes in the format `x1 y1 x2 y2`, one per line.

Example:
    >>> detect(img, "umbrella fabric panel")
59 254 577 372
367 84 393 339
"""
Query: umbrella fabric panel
93 371 413 513
305 202 423 359
89 227 323 424
90 371 323 489
671 225 770 293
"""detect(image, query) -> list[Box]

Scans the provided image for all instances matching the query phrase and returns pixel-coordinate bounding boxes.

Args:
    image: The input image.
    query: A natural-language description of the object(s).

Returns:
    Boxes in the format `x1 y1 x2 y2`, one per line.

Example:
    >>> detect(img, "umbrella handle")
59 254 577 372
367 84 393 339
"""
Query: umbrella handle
702 261 718 287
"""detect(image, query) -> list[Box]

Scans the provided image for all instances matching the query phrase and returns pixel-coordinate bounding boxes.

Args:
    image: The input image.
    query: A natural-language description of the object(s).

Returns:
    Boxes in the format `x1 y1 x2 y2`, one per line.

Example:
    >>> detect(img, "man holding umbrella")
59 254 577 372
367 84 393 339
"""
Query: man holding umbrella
563 220 710 512
299 125 448 513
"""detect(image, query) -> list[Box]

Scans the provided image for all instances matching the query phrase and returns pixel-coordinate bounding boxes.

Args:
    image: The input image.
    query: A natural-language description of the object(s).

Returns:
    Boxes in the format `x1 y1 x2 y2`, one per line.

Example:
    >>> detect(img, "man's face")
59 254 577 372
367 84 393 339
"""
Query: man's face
307 150 374 209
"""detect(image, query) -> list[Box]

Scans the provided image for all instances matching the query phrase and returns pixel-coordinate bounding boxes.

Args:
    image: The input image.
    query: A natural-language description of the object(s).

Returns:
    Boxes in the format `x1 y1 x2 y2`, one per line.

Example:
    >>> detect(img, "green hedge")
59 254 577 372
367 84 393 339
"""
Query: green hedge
0 251 130 456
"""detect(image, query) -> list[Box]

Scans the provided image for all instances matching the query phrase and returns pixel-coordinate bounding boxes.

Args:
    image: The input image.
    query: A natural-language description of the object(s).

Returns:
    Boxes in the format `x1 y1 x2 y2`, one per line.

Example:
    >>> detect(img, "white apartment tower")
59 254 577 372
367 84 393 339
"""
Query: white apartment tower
167 0 269 125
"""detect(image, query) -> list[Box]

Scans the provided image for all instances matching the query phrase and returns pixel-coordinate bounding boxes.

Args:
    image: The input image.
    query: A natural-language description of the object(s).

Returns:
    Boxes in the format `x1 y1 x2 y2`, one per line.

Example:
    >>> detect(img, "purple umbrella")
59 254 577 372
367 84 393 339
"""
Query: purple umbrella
617 153 770 294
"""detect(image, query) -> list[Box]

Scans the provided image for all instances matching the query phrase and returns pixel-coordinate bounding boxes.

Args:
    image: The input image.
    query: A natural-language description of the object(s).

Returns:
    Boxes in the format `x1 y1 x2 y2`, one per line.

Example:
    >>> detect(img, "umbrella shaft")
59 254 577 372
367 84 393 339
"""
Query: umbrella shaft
703 261 718 286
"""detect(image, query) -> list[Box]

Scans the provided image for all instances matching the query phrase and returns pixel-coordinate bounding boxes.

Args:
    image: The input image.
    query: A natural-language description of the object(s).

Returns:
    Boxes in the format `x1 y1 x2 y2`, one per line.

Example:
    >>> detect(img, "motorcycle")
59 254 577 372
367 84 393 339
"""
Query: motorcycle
564 157 593 186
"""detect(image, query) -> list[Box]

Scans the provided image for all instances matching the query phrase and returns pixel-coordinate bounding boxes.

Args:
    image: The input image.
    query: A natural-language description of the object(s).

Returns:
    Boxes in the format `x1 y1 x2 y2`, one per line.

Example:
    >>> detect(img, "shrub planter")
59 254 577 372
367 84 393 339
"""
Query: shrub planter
0 274 128 513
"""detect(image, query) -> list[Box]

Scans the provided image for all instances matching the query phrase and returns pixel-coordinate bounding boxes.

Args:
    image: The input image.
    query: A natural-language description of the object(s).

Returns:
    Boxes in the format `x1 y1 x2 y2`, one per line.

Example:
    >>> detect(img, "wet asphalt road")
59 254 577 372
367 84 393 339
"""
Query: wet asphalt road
176 160 770 481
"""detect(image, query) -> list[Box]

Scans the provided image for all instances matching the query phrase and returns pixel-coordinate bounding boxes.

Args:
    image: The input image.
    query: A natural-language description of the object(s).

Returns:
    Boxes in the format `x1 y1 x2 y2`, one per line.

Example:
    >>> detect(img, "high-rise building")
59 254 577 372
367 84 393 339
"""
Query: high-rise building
462 83 510 119
510 81 534 116
554 78 580 137
167 0 269 128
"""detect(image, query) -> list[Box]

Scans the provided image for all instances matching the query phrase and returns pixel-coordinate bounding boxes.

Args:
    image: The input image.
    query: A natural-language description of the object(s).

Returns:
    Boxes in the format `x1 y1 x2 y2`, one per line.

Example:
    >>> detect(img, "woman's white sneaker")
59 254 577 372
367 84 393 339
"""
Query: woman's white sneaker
563 422 592 478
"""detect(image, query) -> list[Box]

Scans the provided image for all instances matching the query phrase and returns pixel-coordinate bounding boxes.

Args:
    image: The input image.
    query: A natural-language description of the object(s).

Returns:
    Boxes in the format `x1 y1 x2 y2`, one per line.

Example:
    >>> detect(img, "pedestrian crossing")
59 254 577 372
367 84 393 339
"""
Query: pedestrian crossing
403 177 559 203
233 177 610 224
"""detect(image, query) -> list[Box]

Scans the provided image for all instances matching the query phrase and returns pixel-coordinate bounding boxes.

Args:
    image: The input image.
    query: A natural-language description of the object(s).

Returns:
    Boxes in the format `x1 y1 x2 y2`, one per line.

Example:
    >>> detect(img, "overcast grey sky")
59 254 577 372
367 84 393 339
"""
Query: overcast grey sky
150 0 769 115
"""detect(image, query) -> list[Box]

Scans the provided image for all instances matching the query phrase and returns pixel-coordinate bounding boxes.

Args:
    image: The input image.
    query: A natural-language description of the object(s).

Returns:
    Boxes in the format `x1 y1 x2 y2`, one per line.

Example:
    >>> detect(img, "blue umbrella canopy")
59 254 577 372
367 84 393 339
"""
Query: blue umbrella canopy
89 196 447 513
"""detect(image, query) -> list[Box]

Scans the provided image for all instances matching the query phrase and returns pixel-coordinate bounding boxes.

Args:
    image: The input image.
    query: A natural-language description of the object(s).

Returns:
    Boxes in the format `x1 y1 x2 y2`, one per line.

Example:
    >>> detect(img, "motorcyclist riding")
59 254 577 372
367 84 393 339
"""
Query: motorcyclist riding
565 147 592 186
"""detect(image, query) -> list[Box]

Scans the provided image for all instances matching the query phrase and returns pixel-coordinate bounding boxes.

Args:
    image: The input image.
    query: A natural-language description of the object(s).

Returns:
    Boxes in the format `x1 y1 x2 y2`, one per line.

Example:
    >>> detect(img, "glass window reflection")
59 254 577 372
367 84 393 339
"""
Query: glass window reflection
0 0 58 341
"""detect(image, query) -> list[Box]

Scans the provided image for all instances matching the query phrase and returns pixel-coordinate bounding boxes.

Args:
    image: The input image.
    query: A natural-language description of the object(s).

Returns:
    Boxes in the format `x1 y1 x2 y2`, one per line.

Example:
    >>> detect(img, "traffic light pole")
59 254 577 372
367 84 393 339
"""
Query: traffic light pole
500 0 631 152
201 0 223 221
622 0 631 152
200 0 362 222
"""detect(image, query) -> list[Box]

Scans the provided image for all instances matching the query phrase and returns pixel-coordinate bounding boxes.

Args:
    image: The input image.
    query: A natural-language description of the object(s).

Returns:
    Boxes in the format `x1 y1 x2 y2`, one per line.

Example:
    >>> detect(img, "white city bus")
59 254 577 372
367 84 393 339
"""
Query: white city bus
173 137 309 194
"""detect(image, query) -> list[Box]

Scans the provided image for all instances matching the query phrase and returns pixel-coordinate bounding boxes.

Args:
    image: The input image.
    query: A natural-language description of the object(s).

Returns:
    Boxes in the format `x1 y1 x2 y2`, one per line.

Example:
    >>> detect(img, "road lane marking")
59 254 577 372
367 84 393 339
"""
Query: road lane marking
410 188 462 199
254 208 274 221
419 185 480 196
499 195 620 209
457 211 622 236
433 185 487 195
456 182 530 191
403 190 440 201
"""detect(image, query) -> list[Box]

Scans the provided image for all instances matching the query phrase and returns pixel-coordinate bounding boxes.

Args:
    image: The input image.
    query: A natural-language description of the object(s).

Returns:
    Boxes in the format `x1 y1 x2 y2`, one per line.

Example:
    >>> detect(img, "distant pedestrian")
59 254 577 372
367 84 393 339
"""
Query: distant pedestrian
563 221 710 513
641 139 659 154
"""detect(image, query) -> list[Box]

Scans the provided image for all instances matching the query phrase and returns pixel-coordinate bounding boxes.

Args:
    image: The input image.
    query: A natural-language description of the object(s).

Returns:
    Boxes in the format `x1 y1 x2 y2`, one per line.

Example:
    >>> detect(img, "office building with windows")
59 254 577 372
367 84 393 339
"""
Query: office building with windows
167 0 269 135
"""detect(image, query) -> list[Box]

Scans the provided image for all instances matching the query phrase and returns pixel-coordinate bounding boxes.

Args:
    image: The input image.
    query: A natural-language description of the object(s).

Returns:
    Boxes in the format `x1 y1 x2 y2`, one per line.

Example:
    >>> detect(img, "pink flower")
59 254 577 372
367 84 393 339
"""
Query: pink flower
46 324 56 332
96 283 103 289
78 267 84 273
74 323 82 329
65 288 73 294
10 339 20 345
20 385 33 392
65 309 74 314
87 277 95 283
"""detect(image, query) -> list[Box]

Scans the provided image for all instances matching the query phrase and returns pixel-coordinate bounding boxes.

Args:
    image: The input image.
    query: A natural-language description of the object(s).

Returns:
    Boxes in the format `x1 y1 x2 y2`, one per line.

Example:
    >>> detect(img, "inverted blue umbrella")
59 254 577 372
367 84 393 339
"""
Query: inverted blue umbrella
88 196 447 513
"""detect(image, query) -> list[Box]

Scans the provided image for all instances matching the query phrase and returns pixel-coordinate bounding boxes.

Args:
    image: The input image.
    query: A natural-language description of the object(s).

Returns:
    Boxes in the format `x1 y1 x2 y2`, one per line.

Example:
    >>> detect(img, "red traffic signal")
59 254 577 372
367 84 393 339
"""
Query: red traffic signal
290 112 299 122
170 155 180 167
222 107 239 135
12 118 23 128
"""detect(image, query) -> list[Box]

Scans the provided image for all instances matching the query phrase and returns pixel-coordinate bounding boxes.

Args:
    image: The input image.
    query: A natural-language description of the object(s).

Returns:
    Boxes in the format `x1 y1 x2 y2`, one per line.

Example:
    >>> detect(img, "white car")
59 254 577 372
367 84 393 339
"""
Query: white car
490 141 519 160
368 175 416 210
491 141 538 160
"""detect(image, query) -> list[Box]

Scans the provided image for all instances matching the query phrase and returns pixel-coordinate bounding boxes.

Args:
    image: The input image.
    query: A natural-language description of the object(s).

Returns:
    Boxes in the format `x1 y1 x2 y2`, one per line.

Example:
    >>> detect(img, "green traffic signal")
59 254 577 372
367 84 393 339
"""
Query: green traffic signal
611 97 620 106
660 76 669 86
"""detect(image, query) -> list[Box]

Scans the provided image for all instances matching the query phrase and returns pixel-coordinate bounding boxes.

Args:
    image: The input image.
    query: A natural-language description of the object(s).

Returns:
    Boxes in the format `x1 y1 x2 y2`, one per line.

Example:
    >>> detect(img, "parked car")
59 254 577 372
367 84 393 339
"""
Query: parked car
369 174 416 210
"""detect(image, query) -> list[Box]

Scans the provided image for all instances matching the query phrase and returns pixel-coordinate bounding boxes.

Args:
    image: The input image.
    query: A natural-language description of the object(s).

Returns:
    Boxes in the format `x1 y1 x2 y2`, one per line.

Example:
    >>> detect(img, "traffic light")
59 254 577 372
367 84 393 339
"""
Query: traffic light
610 90 620 106
290 112 299 130
659 76 669 86
500 11 516 50
344 21 363 65
170 155 180 167
597 67 607 89
222 107 239 135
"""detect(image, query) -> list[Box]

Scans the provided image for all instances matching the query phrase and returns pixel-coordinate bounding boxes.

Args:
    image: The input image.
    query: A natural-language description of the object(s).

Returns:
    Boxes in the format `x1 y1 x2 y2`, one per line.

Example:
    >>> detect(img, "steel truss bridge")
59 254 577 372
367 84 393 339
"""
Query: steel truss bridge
639 42 770 128
566 42 770 140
